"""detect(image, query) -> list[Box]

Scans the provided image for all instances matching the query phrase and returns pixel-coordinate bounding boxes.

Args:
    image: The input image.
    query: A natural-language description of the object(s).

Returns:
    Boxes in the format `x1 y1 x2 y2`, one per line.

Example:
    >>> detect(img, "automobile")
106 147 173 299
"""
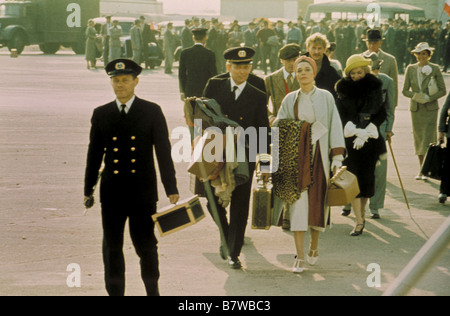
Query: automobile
92 16 163 68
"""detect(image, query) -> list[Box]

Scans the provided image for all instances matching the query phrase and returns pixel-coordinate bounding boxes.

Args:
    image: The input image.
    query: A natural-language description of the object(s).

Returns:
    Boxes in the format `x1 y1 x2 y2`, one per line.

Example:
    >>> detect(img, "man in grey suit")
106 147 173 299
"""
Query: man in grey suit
109 20 122 61
363 52 396 219
362 29 398 107
264 43 301 126
130 19 142 65
101 16 112 66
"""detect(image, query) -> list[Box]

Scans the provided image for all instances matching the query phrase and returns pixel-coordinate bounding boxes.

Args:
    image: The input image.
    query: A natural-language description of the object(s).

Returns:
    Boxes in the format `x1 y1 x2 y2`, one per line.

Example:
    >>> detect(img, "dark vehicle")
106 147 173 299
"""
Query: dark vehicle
0 0 100 54
94 16 163 68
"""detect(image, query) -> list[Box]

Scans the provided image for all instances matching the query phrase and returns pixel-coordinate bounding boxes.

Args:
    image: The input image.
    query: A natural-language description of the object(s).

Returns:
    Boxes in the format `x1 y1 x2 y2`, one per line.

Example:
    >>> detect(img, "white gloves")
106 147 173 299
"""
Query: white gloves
331 155 344 174
412 92 430 104
344 122 379 150
353 137 366 150
344 121 357 138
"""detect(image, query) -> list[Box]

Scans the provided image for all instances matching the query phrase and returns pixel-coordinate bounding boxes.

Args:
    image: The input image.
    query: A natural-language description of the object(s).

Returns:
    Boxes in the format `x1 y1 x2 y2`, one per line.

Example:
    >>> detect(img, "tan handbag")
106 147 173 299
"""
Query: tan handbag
327 166 360 206
428 76 438 96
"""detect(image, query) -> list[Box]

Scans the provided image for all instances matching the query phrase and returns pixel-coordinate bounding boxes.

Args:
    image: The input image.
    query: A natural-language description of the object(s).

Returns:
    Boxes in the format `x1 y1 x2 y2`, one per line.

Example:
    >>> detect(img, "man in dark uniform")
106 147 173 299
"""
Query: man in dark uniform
203 47 270 269
84 59 179 296
179 27 217 139
179 28 217 100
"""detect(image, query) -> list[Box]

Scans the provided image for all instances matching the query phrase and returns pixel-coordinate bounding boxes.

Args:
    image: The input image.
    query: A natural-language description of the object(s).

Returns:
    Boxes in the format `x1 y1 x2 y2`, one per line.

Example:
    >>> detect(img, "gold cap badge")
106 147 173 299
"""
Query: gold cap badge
115 62 125 70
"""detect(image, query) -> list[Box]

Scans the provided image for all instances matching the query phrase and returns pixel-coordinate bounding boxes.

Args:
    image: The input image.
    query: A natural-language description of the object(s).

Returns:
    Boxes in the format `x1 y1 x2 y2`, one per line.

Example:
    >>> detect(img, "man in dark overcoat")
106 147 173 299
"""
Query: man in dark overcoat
84 59 179 296
202 47 270 269
179 28 217 100
179 27 217 139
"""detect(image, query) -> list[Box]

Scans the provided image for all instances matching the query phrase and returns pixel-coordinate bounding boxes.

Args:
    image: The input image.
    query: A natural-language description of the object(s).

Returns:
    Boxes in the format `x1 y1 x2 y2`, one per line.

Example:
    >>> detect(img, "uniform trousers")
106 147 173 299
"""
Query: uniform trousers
440 138 450 196
369 121 388 214
101 201 159 296
206 162 255 259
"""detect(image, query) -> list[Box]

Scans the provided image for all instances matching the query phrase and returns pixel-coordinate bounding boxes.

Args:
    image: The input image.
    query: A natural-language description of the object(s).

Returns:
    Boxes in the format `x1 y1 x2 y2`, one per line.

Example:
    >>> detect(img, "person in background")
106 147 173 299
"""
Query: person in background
101 16 112 66
335 55 387 236
181 19 194 49
362 29 398 108
363 52 395 219
303 32 341 100
130 19 142 65
85 19 98 69
325 42 343 77
438 93 450 204
265 43 301 126
140 16 152 69
272 56 345 272
257 20 277 74
164 22 177 74
109 20 122 61
179 27 217 140
287 21 303 46
402 42 446 180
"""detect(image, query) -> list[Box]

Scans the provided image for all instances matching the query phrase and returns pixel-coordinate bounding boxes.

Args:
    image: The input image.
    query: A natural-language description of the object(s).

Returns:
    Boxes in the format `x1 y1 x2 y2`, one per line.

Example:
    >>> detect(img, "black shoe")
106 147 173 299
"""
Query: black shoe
219 245 227 260
228 257 242 269
350 224 364 236
371 214 380 219
341 208 351 216
439 193 447 204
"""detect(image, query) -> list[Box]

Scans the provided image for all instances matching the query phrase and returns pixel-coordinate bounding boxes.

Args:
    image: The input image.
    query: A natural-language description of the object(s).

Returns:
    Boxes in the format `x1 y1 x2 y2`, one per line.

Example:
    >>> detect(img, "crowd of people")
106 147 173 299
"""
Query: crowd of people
86 15 450 76
178 26 450 273
83 14 450 295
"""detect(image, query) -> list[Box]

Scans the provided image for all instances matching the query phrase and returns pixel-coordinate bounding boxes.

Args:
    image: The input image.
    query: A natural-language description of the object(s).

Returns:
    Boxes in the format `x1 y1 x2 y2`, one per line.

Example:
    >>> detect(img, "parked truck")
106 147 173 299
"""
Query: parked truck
0 0 100 54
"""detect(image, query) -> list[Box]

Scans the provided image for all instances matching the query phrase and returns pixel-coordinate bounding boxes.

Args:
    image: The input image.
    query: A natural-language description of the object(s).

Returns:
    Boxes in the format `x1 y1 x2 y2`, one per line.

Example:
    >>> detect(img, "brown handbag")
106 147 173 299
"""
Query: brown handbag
327 166 360 206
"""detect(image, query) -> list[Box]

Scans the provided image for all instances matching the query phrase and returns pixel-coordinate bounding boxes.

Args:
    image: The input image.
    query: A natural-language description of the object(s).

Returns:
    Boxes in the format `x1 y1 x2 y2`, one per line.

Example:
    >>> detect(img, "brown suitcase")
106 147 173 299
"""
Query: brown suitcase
251 155 273 230
252 179 272 230
152 196 205 237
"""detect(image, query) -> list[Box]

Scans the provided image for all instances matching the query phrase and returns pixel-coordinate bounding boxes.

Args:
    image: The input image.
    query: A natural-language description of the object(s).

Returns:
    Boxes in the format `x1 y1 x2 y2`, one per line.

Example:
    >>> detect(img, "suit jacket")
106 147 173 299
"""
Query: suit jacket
264 67 299 120
439 92 450 138
84 97 178 206
179 44 217 97
109 26 122 47
130 26 142 50
363 49 398 106
203 77 270 160
244 28 258 48
213 72 266 93
402 62 446 112
303 52 341 100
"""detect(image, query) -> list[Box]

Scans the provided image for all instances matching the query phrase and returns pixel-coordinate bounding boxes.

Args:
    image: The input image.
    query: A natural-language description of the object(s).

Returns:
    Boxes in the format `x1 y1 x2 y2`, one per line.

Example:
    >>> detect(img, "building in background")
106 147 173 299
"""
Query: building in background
101 0 163 15
220 0 313 21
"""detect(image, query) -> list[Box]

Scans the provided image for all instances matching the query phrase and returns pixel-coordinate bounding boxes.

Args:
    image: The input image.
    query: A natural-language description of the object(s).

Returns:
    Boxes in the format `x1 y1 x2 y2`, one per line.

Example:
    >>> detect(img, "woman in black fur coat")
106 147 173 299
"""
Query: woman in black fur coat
335 55 387 236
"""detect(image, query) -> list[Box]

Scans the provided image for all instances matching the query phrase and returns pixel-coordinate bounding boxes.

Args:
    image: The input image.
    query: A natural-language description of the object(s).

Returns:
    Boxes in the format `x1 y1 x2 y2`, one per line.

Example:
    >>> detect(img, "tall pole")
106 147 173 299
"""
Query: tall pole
383 215 450 296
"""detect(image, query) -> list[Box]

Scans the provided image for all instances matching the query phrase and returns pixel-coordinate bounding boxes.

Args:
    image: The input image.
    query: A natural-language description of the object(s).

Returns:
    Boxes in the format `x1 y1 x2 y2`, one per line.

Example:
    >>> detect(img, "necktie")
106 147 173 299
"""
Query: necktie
232 86 238 100
287 74 295 92
120 104 127 118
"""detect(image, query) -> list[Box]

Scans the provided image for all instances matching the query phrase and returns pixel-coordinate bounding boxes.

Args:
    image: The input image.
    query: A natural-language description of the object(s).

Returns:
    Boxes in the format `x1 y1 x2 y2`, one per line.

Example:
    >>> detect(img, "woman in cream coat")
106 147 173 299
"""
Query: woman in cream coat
273 56 346 273
402 42 446 180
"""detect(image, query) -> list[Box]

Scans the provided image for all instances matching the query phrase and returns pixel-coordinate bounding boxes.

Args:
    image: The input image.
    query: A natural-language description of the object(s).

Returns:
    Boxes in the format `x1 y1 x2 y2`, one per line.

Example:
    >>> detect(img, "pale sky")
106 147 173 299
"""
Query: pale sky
160 0 221 14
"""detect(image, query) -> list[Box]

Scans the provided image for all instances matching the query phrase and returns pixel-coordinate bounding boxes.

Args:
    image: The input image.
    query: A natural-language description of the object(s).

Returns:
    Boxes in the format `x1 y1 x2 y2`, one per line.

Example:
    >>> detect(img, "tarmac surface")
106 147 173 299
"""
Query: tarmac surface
0 47 449 296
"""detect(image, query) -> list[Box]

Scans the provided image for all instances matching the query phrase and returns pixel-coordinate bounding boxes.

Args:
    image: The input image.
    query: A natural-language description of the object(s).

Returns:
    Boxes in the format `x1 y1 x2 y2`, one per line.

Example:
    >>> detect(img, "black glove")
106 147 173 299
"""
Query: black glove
84 195 95 209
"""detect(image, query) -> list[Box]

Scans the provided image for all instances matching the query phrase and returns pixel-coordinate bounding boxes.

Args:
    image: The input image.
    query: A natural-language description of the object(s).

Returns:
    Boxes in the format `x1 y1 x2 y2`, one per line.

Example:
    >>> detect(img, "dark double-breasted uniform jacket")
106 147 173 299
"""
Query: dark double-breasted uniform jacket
203 77 270 160
202 76 270 260
84 96 178 207
179 44 217 98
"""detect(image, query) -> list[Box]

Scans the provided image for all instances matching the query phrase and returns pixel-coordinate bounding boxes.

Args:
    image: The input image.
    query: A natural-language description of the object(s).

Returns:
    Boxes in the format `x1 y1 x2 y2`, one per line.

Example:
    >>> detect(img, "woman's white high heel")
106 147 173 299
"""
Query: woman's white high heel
292 257 304 273
306 249 319 265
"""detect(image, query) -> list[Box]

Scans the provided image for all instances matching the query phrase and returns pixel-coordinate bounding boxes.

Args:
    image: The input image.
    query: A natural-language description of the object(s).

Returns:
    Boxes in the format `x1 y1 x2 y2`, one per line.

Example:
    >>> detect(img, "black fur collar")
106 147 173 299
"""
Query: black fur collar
336 73 382 98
